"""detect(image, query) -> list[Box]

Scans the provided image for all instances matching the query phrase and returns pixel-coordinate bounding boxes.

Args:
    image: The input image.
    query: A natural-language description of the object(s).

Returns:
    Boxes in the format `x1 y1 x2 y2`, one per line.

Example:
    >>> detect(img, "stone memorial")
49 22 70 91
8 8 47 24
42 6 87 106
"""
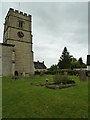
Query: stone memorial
79 70 87 82
64 72 68 75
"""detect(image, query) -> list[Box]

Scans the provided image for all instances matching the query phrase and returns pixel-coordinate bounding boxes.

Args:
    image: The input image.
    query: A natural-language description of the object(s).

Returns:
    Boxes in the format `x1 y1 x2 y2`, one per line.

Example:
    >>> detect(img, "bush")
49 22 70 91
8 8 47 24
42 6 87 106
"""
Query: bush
45 70 56 75
45 69 79 75
46 69 90 76
53 74 70 84
40 71 44 76
35 71 40 75
85 70 90 76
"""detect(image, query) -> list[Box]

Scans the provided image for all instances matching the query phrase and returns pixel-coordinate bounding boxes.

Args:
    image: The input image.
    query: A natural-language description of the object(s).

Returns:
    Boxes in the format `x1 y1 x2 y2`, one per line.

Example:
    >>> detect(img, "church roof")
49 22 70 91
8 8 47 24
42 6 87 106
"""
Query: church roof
34 61 47 69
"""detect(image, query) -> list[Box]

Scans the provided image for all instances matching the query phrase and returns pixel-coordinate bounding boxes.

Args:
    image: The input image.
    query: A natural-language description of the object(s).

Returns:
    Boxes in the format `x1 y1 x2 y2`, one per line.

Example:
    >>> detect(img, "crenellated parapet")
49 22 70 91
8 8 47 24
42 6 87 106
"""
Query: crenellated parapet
5 8 31 20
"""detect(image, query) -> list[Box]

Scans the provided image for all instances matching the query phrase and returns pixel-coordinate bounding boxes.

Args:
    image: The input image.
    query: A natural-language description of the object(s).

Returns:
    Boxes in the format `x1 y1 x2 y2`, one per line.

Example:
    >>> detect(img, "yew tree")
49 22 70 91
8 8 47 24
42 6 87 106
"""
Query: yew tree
58 47 72 69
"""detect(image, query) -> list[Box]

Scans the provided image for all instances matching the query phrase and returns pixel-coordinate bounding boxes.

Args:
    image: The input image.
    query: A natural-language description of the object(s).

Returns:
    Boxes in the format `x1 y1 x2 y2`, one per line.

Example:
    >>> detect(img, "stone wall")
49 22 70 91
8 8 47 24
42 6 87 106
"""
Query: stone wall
0 45 2 76
0 44 14 76
7 27 32 43
7 40 34 75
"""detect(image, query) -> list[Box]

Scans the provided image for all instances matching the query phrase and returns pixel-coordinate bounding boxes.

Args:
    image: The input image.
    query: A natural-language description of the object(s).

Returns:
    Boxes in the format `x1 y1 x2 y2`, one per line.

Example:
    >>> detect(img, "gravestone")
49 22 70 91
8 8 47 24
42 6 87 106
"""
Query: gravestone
79 70 87 82
64 72 68 76
23 72 25 77
88 71 90 77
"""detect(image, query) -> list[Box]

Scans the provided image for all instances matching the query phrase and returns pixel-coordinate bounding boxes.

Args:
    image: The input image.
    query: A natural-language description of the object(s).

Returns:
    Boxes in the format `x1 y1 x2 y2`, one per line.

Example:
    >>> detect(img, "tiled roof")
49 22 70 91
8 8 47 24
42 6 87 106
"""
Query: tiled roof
34 61 47 69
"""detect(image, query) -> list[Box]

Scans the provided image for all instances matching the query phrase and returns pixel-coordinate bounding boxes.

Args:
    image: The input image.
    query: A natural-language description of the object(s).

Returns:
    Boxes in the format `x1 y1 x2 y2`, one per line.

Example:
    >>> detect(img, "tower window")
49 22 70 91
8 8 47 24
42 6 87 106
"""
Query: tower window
19 21 23 28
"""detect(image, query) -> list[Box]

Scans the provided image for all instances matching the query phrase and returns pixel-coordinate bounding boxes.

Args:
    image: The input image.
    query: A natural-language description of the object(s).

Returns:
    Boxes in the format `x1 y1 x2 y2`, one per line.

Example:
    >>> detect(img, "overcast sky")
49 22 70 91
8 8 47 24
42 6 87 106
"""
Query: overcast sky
0 2 88 68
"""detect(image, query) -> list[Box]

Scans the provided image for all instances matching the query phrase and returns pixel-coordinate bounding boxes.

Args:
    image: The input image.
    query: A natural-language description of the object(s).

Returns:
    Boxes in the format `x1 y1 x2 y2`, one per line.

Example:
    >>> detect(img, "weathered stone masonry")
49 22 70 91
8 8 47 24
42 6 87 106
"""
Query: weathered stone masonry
0 8 34 76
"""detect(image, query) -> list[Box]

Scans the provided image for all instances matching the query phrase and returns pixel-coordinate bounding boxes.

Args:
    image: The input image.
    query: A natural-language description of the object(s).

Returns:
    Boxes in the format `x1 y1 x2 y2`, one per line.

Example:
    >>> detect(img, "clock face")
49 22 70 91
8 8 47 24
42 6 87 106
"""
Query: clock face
17 31 24 38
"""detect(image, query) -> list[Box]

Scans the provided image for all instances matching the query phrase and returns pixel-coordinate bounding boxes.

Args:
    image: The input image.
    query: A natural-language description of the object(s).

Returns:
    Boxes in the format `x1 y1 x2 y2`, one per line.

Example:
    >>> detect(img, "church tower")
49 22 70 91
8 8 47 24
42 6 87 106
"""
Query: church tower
3 8 34 75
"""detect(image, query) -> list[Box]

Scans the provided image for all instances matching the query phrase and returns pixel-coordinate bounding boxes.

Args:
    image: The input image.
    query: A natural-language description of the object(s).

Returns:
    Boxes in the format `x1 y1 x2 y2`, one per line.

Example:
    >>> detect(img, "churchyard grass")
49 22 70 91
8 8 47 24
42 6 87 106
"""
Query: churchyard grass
2 75 88 118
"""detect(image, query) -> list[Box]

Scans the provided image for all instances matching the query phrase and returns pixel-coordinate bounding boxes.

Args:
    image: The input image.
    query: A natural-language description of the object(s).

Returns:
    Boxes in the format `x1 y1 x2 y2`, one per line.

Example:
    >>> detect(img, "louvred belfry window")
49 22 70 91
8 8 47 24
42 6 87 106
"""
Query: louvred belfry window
19 21 23 28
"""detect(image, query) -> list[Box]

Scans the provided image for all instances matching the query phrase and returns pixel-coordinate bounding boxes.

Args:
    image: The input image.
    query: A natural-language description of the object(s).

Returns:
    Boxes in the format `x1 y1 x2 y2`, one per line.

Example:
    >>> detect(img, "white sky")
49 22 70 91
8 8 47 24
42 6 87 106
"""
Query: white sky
0 1 88 68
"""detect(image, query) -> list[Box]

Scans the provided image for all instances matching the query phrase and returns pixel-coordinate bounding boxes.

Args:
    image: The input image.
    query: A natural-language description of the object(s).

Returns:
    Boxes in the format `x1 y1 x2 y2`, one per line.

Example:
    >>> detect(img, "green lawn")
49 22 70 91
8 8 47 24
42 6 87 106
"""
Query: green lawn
2 75 88 118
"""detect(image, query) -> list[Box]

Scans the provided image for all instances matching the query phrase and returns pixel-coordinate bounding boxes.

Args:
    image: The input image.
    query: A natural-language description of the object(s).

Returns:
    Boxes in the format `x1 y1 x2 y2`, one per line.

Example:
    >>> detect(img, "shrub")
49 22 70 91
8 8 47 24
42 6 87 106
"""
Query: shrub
86 70 90 76
53 74 70 84
40 71 44 76
45 70 56 75
46 69 80 75
35 71 40 75
46 69 90 76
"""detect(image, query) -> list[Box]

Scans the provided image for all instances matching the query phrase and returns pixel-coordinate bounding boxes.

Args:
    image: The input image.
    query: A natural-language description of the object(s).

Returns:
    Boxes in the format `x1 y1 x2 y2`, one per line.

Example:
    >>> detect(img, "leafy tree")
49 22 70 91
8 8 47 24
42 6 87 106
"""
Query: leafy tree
58 47 72 69
48 64 57 71
78 57 87 68
71 57 77 70
71 57 87 69
78 57 83 67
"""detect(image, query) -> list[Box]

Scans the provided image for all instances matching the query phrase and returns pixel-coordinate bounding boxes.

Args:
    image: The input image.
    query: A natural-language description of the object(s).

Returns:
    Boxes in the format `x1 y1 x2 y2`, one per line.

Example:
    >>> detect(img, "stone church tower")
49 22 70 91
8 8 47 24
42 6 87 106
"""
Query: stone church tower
2 8 34 76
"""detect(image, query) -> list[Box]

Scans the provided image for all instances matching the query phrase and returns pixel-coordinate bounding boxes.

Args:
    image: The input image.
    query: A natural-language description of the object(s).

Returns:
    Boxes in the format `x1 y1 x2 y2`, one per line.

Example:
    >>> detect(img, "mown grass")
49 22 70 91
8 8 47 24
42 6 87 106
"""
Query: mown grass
2 75 88 118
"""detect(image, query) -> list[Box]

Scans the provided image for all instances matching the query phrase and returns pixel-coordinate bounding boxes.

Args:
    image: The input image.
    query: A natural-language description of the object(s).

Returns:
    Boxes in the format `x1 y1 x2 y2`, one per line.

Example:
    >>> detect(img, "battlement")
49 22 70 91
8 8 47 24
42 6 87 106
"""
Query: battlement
7 8 31 17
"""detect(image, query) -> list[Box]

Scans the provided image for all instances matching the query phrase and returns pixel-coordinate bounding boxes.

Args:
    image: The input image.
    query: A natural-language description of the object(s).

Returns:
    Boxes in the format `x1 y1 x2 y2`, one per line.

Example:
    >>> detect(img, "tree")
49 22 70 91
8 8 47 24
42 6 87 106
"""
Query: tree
48 64 58 74
71 57 77 70
58 47 72 69
78 57 83 67
49 47 87 70
71 57 87 69
78 57 87 68
48 64 57 71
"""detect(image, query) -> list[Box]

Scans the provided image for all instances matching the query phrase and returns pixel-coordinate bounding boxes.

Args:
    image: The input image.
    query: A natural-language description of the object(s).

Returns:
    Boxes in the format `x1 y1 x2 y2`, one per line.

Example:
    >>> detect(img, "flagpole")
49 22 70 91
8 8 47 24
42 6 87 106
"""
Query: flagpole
18 2 20 11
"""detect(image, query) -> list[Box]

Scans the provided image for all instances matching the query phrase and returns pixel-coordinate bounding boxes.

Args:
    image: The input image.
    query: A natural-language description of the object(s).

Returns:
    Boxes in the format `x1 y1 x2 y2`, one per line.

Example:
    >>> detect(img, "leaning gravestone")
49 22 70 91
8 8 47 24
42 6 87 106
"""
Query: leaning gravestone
79 70 87 82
